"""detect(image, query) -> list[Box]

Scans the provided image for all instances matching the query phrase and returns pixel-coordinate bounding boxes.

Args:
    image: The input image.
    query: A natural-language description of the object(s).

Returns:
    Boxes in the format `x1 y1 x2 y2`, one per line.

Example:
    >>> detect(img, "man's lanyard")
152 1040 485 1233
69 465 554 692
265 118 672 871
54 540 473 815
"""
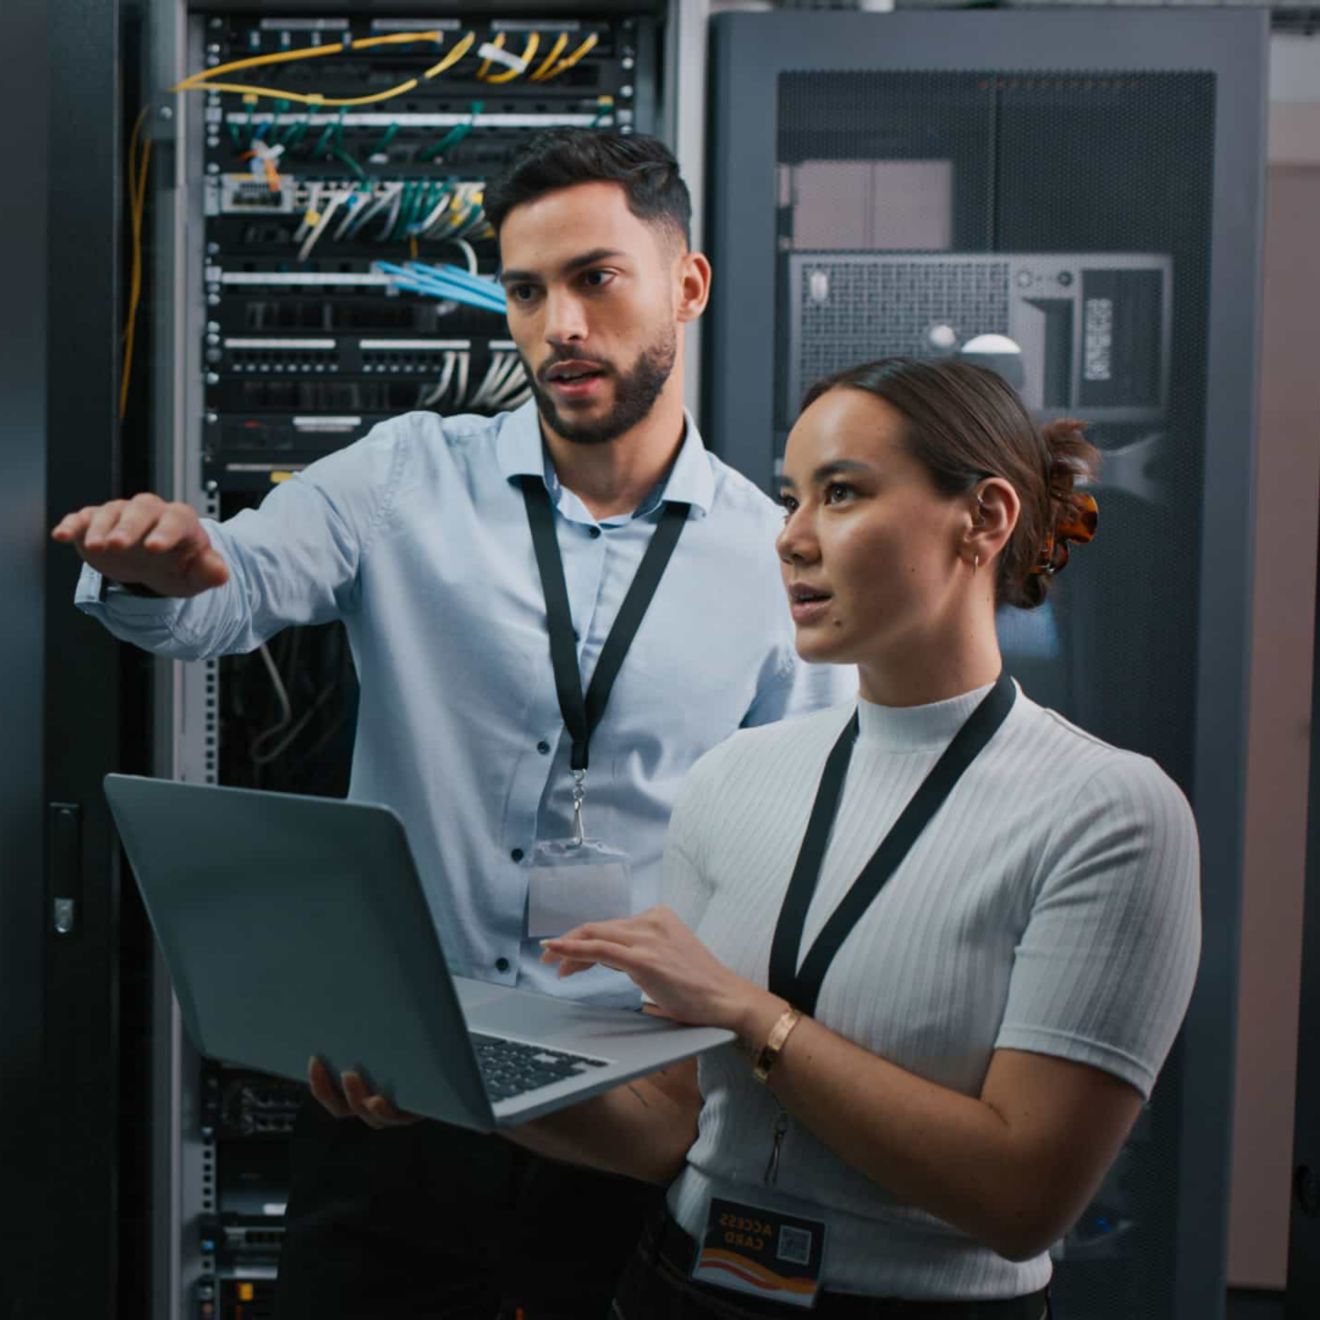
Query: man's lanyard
520 477 690 779
768 671 1017 1016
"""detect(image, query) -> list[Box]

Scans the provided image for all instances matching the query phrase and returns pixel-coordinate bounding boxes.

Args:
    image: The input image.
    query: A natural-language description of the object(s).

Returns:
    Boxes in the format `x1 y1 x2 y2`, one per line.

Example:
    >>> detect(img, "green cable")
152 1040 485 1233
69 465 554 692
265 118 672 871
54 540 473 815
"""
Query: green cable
268 98 290 141
313 107 347 161
420 100 482 163
392 180 417 242
282 107 312 147
408 181 433 235
373 122 401 154
331 146 367 184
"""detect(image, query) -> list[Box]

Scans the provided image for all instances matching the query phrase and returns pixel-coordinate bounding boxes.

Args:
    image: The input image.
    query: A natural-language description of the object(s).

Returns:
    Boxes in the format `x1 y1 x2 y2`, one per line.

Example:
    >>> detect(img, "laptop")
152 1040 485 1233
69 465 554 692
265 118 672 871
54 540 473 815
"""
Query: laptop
104 774 733 1131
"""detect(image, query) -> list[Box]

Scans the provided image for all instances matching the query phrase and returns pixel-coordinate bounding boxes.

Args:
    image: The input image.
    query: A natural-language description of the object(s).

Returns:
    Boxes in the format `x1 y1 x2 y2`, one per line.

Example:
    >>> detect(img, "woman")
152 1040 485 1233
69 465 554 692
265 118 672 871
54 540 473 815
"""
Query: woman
327 357 1200 1318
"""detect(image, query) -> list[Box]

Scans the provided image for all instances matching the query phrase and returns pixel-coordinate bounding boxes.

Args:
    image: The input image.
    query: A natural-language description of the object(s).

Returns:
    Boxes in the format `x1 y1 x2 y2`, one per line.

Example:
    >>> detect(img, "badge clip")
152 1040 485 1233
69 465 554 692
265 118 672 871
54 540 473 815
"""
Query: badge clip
571 769 587 847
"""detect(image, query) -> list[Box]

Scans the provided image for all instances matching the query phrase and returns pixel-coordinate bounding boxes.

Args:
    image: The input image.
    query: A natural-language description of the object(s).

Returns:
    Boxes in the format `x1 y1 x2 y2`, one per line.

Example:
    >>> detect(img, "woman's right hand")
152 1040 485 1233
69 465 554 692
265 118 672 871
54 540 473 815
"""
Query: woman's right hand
52 492 229 597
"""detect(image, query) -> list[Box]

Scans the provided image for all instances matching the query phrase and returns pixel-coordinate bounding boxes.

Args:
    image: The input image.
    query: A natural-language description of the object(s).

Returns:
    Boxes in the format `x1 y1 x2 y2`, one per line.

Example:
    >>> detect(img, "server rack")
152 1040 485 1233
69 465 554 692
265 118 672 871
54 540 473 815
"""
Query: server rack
140 3 697 1315
705 11 1265 1320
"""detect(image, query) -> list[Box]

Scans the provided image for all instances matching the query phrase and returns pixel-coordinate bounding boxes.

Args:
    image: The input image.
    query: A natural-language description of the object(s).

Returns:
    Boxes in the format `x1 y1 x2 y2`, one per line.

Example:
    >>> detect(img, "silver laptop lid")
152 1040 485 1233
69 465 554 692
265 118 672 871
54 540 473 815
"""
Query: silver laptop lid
104 774 495 1130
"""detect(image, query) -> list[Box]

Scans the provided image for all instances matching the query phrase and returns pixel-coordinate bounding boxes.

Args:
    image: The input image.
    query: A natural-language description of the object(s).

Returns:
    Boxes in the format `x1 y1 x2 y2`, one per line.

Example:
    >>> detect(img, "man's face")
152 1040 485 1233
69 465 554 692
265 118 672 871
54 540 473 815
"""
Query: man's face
498 181 688 445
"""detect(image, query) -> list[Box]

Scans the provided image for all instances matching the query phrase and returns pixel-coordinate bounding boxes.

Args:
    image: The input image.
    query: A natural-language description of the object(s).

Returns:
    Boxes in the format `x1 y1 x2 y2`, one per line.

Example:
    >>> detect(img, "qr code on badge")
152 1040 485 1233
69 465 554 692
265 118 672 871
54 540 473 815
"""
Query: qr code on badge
777 1224 813 1266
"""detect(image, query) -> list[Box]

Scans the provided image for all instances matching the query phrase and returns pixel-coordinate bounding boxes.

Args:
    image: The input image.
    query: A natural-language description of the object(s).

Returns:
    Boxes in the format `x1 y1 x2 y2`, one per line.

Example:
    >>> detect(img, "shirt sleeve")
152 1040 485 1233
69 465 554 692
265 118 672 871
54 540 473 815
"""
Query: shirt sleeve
743 650 857 728
993 755 1202 1099
75 418 405 660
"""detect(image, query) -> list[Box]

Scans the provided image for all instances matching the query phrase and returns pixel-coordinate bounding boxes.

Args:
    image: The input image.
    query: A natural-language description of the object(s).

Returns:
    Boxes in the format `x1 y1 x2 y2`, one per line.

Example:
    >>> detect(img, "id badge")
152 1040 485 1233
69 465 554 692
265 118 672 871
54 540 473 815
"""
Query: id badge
526 839 632 938
692 1197 826 1309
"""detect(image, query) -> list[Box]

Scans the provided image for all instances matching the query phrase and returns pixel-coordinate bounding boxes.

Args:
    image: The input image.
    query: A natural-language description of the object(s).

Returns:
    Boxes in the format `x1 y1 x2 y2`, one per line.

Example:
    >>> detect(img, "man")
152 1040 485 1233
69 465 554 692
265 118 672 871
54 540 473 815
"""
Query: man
53 131 852 1318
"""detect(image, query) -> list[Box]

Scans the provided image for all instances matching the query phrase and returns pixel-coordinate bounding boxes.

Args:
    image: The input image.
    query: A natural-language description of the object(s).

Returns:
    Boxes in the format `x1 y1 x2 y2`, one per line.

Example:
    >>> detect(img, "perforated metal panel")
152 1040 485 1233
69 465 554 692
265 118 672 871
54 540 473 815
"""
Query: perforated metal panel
789 257 1011 403
708 14 1266 1320
785 251 1171 423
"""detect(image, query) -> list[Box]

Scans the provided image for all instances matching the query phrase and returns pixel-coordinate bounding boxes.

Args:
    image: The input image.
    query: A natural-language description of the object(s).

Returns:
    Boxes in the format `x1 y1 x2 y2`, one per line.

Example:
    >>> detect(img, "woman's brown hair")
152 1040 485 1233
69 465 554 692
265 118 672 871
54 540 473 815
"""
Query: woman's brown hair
800 356 1099 609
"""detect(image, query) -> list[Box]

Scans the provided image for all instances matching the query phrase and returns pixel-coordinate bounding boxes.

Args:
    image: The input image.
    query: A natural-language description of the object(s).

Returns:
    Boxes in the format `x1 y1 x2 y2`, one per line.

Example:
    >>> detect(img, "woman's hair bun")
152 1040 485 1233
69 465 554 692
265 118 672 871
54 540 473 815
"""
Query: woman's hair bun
1014 418 1101 608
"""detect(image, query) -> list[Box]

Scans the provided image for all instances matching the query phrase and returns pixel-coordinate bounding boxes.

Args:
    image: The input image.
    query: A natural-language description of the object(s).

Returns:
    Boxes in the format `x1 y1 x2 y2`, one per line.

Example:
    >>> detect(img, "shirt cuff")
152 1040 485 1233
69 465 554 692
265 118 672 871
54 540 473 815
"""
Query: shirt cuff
75 564 183 620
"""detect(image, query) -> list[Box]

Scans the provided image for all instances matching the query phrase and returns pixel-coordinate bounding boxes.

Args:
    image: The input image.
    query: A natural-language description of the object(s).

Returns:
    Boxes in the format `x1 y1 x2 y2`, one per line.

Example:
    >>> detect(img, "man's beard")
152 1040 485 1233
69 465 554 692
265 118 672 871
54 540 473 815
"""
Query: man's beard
528 327 677 446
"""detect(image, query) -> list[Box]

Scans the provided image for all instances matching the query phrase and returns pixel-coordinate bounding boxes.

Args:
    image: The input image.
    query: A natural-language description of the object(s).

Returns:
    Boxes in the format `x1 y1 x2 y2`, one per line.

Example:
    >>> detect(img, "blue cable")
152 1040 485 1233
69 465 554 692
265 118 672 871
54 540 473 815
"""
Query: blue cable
376 261 507 313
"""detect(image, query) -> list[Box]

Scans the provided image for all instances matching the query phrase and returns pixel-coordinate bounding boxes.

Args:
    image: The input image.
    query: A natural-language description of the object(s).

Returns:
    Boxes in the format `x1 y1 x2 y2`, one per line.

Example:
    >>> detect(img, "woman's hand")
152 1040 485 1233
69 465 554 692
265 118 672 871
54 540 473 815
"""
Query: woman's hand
540 905 784 1040
307 1056 423 1129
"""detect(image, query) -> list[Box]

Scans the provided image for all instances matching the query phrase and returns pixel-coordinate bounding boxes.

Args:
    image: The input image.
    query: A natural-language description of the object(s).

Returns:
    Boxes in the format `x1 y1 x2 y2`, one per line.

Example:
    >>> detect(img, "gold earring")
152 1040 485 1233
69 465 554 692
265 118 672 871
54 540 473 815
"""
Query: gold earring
973 553 980 572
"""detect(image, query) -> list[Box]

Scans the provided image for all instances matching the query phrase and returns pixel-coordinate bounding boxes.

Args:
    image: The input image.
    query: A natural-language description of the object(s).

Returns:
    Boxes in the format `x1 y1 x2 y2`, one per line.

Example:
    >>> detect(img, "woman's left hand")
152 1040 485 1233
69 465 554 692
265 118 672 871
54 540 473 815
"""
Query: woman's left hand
540 905 781 1037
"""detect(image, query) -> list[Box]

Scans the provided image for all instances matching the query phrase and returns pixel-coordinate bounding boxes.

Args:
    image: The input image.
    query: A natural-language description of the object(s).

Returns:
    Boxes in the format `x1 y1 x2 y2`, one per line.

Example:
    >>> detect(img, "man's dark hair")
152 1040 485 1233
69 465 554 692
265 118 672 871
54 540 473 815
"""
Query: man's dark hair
485 129 691 246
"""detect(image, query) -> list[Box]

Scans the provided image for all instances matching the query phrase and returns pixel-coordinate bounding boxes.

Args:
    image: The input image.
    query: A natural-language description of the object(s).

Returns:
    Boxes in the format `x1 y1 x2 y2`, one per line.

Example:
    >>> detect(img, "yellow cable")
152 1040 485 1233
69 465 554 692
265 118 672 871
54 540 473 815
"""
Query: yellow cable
352 32 445 52
173 30 443 91
195 79 420 107
423 31 476 78
177 32 475 113
476 31 505 82
533 32 598 83
120 108 151 419
528 33 568 82
483 32 539 85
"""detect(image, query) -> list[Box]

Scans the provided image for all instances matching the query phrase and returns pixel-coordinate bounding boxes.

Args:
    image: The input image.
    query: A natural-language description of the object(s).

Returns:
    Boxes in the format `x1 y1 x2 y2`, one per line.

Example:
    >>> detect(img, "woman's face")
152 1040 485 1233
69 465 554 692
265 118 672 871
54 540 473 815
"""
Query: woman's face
776 387 972 667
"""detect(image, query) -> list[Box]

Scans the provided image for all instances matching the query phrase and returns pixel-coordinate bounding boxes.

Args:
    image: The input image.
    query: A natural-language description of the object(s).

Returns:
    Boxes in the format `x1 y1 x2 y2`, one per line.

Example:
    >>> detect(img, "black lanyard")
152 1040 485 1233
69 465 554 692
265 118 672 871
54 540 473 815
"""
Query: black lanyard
768 671 1017 1017
520 477 690 774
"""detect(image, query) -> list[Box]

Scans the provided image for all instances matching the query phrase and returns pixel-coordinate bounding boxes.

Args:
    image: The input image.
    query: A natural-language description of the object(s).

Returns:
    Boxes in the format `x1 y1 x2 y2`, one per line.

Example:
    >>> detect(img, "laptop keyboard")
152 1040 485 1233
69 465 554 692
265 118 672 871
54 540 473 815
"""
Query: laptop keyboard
470 1033 610 1102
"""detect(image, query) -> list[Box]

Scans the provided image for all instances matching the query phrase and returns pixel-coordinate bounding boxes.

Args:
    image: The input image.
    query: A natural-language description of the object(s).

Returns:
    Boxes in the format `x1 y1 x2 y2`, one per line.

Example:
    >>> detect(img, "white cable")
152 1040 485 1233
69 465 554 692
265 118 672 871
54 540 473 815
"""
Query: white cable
250 643 294 759
297 189 348 262
488 359 529 407
344 181 399 239
479 352 520 409
378 183 406 241
448 237 478 276
483 353 522 402
331 186 374 240
256 643 292 730
345 180 396 237
417 188 454 237
466 353 503 410
455 350 470 408
291 183 324 243
419 350 457 407
252 681 338 766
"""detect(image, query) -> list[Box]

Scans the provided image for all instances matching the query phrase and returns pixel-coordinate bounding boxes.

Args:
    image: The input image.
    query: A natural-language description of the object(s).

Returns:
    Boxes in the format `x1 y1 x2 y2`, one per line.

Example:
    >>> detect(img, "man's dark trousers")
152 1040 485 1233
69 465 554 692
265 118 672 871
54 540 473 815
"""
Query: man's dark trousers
274 1098 662 1319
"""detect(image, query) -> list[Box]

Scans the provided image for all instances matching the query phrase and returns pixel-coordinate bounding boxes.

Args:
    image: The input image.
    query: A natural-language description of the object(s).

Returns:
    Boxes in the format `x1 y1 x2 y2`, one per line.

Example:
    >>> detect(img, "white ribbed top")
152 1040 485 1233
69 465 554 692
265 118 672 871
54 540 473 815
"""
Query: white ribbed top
662 683 1201 1300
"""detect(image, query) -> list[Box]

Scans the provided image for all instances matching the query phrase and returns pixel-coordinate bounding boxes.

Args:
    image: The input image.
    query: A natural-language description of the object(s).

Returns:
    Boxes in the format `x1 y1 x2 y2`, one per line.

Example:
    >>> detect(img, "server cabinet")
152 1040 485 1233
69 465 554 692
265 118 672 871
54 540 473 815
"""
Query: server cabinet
705 11 1265 1320
1 0 158 1314
142 3 693 1315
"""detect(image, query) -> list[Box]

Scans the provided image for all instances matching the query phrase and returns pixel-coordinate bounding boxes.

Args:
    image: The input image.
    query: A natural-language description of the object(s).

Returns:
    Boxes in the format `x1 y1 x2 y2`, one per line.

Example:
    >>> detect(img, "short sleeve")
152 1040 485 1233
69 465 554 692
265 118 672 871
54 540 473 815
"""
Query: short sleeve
993 755 1202 1099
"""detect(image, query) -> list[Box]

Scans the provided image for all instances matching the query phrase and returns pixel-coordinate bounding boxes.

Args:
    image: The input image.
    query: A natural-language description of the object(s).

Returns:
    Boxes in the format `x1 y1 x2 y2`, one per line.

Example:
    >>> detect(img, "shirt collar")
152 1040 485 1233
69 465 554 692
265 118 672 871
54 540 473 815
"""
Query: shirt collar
494 399 715 519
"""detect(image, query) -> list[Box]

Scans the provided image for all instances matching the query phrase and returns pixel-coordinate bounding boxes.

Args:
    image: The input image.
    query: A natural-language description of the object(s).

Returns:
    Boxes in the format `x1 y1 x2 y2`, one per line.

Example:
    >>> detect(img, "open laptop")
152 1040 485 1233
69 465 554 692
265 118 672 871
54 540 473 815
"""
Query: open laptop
104 774 733 1131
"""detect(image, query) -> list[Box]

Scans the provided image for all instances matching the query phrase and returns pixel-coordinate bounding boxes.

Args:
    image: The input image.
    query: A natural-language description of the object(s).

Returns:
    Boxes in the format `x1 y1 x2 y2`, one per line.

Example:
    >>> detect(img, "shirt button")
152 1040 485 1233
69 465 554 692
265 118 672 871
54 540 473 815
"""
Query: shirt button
511 848 525 863
589 527 602 539
495 957 511 973
536 740 551 755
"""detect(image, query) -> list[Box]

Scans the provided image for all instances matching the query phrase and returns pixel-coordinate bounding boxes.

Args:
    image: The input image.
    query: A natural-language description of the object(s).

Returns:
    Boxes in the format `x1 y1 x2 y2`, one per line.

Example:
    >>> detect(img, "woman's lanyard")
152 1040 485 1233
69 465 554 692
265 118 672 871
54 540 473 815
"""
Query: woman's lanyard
520 477 690 841
768 670 1018 1018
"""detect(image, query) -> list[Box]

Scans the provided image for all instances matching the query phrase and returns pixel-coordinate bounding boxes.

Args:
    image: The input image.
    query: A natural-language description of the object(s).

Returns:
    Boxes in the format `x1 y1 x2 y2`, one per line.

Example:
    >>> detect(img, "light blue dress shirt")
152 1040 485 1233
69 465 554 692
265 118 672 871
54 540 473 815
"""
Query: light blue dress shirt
78 402 854 1003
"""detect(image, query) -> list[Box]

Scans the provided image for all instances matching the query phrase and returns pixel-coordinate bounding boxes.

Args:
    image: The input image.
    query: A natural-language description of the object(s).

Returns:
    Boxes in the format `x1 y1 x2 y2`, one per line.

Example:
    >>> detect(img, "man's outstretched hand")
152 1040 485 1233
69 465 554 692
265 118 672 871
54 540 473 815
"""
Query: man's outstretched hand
52 492 229 598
